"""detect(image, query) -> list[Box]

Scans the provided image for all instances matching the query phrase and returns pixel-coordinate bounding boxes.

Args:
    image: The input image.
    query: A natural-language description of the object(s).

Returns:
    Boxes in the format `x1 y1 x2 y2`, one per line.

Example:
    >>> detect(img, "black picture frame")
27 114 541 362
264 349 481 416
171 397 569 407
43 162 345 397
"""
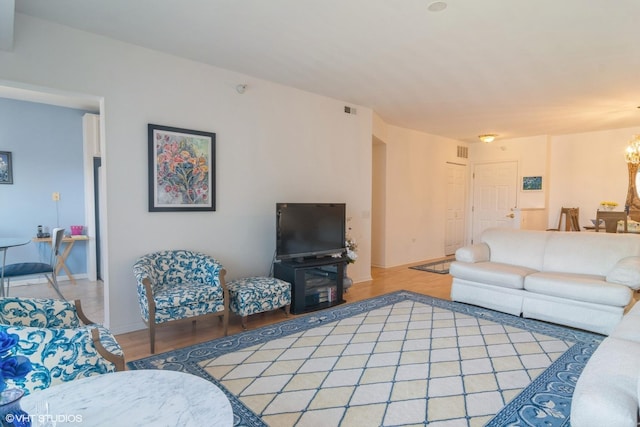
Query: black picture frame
148 124 216 212
0 151 13 184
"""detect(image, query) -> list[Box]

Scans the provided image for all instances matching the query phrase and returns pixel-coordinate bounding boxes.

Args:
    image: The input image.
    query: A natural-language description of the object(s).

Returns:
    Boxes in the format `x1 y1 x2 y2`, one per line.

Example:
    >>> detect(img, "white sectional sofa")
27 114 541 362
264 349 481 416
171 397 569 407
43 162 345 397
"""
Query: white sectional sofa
450 228 640 335
571 302 640 426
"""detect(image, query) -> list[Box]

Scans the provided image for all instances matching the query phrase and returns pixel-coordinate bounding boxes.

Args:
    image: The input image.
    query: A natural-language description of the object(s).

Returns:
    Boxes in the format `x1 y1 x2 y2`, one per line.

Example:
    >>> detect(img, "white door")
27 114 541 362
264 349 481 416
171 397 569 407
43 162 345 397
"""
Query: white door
445 163 466 255
472 161 519 243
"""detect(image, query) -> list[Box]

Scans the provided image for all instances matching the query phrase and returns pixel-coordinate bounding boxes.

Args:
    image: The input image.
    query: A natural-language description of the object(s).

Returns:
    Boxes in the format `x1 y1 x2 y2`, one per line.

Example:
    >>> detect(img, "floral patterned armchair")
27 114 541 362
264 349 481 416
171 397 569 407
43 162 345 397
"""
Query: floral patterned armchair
133 250 229 353
0 297 125 394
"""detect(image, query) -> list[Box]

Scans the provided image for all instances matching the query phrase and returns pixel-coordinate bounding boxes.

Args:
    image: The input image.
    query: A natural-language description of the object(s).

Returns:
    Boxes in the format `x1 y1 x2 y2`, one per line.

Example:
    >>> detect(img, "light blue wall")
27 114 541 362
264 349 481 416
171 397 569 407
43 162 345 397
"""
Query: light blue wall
0 97 94 276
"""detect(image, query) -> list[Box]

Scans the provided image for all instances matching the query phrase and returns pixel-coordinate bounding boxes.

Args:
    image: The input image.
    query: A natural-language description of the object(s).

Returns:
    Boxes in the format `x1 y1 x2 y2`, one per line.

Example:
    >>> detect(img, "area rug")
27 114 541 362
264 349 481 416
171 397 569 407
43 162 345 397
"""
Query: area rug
128 291 603 426
410 257 455 274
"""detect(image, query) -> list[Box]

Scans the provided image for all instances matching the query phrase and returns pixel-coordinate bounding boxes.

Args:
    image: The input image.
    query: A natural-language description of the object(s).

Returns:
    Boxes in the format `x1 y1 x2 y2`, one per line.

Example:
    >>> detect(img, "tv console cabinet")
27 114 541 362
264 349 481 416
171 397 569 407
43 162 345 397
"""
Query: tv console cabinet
273 257 346 314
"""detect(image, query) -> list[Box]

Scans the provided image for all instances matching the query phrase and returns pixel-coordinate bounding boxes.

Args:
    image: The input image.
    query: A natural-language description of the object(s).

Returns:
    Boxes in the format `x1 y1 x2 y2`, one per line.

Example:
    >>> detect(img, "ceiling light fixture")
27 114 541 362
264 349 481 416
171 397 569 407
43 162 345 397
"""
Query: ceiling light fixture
236 84 247 94
427 1 448 12
478 134 497 143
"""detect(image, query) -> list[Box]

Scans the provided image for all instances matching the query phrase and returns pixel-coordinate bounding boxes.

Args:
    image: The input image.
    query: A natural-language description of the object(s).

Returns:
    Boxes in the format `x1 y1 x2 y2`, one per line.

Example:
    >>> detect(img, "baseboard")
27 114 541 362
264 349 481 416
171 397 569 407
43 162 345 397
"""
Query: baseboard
5 273 89 288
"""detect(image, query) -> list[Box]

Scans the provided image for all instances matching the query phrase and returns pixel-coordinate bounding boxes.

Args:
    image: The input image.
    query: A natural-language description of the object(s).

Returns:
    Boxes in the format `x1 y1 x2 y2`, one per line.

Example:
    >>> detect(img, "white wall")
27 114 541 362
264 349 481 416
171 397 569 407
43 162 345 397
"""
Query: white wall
548 127 640 229
0 14 372 334
372 114 467 267
471 135 549 207
470 129 640 232
469 135 550 232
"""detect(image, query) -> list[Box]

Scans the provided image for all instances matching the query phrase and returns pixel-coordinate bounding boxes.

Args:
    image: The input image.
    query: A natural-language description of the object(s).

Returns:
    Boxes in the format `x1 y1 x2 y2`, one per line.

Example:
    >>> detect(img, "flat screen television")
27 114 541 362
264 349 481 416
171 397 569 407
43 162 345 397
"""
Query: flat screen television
276 203 346 261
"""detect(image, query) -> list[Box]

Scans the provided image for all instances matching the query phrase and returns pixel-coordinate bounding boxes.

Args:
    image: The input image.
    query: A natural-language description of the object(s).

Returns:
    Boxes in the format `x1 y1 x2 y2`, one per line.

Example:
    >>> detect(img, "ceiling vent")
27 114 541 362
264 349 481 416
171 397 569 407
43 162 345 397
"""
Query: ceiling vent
457 145 468 159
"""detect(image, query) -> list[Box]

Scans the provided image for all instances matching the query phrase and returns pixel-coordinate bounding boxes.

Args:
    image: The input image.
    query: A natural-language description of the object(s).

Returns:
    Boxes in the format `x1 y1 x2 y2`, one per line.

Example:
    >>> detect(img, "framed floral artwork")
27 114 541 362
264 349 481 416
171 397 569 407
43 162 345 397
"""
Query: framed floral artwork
0 151 13 184
148 124 215 212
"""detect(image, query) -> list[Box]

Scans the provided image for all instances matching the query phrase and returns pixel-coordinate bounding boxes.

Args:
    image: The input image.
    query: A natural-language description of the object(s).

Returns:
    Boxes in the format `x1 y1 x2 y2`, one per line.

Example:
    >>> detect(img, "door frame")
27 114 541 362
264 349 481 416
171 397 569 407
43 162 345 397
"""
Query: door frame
82 113 101 281
445 162 467 255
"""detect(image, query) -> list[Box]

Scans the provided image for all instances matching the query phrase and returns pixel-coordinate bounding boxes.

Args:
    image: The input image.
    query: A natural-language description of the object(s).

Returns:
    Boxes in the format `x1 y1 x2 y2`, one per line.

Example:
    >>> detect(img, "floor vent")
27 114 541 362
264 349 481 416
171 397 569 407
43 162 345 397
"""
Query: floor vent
457 145 468 159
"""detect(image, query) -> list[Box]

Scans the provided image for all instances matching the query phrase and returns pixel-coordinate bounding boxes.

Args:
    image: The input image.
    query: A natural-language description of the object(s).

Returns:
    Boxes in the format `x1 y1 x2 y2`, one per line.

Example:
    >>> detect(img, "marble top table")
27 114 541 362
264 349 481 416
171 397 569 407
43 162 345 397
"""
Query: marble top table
22 370 233 426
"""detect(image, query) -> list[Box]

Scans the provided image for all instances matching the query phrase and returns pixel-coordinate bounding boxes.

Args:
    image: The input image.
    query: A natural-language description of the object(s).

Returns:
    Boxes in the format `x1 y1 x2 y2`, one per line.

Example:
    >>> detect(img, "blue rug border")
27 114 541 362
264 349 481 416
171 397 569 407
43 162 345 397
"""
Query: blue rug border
127 290 604 426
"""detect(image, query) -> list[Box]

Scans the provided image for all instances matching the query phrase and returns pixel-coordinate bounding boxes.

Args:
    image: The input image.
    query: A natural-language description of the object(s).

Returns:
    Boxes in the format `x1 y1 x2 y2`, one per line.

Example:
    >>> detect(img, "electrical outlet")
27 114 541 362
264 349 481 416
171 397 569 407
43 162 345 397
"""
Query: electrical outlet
52 192 60 201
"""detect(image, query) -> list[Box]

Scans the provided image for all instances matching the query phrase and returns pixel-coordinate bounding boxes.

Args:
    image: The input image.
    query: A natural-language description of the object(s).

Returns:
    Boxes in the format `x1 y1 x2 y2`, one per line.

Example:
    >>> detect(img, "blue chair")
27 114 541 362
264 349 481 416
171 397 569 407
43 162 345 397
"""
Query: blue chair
133 250 229 353
0 228 65 299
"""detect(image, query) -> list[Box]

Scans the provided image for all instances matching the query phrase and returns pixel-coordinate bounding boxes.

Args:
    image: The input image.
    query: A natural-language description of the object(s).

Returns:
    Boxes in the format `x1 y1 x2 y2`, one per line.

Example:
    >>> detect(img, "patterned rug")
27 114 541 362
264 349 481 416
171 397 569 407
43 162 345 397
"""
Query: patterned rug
409 258 455 274
127 291 603 426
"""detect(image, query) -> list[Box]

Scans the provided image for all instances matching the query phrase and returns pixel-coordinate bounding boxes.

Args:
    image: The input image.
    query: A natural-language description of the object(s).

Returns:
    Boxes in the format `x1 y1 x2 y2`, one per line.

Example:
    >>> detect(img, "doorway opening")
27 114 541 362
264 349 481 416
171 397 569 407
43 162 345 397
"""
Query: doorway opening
0 82 107 322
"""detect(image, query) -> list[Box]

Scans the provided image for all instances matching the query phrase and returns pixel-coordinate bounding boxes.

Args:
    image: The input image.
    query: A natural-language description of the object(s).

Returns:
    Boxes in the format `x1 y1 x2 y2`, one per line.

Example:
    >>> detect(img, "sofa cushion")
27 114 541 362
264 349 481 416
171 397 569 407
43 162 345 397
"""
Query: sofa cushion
480 228 549 271
153 281 224 310
571 337 640 427
449 261 536 290
606 256 640 289
543 232 640 276
525 272 632 307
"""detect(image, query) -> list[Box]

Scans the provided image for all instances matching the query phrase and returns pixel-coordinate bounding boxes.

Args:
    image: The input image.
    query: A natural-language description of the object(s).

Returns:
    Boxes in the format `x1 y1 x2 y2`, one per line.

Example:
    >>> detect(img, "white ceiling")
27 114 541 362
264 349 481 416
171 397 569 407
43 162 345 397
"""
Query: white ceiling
10 0 640 142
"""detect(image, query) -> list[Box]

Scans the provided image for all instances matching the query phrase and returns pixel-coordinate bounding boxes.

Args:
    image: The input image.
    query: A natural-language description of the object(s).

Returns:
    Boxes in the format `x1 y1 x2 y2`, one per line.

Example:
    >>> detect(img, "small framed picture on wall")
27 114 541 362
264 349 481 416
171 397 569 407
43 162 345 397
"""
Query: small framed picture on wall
522 176 542 191
0 151 13 184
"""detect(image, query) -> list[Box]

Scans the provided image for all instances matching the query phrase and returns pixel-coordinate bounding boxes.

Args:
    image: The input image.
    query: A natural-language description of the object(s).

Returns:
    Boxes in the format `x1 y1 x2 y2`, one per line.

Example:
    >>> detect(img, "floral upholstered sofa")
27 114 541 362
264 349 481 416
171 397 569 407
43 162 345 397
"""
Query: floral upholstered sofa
0 297 124 394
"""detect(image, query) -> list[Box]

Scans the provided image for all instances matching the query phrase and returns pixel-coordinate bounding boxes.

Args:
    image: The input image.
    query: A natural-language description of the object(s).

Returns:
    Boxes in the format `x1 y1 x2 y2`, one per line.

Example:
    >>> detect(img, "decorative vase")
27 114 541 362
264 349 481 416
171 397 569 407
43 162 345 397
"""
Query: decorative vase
0 389 30 427
343 265 353 293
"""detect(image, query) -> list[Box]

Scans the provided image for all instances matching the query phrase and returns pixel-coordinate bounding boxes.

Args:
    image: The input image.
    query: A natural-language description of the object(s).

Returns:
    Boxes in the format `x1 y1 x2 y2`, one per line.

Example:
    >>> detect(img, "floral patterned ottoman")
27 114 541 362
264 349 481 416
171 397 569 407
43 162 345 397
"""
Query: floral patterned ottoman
226 277 291 329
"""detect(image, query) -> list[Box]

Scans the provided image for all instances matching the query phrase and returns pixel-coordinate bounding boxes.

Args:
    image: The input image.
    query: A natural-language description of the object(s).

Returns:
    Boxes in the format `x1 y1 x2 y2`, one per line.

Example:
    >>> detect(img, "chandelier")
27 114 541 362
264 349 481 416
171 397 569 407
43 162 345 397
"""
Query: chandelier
625 135 640 164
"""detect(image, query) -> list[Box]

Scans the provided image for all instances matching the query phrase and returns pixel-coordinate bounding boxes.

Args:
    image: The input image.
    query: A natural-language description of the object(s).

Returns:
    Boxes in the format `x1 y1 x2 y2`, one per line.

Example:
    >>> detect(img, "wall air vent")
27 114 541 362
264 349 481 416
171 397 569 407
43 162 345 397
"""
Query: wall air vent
457 145 468 159
344 106 357 115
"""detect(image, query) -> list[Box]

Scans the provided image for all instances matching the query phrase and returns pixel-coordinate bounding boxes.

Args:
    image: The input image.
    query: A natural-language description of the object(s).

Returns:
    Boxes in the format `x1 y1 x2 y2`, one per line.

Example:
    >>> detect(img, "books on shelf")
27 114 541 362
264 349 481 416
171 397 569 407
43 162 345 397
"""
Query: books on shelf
305 285 338 305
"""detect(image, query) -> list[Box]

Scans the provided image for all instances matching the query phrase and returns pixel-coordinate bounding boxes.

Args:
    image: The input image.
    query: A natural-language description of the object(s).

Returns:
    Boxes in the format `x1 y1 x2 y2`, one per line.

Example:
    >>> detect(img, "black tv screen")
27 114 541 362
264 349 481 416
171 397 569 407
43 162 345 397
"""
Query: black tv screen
276 203 346 261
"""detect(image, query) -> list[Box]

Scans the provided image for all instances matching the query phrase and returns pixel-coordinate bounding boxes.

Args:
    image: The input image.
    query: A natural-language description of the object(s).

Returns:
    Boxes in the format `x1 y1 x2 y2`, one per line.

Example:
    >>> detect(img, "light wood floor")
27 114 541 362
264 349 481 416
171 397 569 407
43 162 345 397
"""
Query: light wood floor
8 260 453 364
8 279 105 323
119 261 453 362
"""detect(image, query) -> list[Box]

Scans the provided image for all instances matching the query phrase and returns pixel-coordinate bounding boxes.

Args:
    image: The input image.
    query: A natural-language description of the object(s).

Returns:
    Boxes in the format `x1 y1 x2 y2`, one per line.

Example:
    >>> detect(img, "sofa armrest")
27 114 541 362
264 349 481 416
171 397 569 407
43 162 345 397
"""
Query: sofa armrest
6 325 119 394
90 328 125 371
455 243 490 263
606 256 640 290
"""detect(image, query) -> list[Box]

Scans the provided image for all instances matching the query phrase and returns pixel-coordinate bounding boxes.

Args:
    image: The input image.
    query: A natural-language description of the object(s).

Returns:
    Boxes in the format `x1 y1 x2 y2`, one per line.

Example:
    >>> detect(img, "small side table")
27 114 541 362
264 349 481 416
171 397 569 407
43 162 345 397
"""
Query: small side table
32 235 89 285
